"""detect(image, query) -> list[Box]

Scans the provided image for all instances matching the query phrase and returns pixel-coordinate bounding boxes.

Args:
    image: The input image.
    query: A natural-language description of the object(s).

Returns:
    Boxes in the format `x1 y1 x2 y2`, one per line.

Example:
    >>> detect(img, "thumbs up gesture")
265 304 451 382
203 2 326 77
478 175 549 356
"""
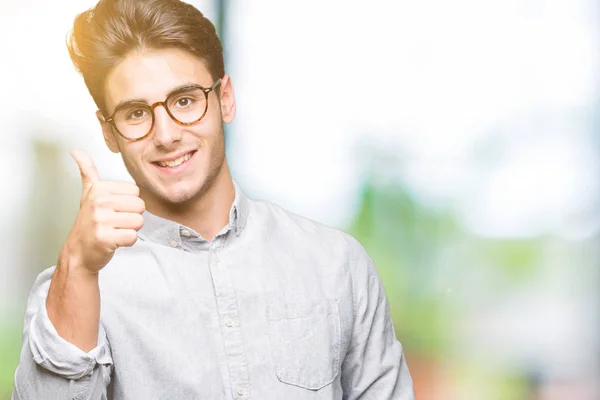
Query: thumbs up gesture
62 149 145 274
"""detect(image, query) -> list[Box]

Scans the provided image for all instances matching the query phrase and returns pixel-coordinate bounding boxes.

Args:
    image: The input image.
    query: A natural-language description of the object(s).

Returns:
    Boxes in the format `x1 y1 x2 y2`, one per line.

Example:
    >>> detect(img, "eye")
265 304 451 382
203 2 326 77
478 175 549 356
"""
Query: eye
176 97 195 108
127 108 148 120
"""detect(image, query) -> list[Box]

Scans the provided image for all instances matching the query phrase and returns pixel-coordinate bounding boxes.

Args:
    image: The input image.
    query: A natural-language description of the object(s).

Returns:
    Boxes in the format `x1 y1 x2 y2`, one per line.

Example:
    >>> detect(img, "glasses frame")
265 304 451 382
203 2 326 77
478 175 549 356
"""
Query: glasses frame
103 79 222 142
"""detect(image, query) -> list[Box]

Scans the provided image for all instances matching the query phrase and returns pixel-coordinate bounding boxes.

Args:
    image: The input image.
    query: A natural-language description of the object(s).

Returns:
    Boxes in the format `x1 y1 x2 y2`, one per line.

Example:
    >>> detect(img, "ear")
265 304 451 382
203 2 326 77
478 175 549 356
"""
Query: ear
218 74 236 124
96 110 121 154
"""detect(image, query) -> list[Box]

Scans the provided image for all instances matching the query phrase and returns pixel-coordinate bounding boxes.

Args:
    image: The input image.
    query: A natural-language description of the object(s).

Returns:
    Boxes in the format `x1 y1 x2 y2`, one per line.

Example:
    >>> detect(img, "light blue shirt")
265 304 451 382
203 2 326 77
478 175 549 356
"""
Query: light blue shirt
12 182 415 399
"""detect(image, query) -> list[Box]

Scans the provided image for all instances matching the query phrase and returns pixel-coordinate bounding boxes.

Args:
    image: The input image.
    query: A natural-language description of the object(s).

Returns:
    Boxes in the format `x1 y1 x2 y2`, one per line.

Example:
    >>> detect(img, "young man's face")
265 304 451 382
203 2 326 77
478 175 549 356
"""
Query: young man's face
98 48 235 210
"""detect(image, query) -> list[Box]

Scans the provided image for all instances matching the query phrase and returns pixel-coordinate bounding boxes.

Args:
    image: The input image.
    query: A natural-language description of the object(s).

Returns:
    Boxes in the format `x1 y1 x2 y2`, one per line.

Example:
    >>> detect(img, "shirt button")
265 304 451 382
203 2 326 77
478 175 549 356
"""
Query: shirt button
236 386 244 396
225 317 234 327
180 229 191 237
170 240 179 248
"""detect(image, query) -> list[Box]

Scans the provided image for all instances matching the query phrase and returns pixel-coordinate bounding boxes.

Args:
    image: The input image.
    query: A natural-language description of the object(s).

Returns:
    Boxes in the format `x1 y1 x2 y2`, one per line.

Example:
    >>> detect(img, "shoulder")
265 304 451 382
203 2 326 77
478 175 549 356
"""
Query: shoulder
249 198 371 264
250 198 348 244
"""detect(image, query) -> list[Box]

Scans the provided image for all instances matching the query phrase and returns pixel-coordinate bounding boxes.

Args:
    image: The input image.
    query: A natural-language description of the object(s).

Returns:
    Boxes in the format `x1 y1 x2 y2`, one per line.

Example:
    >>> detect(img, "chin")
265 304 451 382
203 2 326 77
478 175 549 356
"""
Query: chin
161 188 201 205
159 180 208 205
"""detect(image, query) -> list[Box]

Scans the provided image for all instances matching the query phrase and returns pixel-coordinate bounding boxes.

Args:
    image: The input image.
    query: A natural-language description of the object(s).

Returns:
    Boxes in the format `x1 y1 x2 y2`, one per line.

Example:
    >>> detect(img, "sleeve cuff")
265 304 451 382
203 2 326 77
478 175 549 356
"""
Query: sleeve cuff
28 301 112 380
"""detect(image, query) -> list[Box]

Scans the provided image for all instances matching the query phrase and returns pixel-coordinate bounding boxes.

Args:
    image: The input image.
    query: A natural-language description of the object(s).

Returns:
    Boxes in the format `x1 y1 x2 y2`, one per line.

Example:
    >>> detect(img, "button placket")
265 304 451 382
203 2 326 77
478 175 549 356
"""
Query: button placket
210 245 221 264
207 238 251 399
236 385 245 396
180 229 191 237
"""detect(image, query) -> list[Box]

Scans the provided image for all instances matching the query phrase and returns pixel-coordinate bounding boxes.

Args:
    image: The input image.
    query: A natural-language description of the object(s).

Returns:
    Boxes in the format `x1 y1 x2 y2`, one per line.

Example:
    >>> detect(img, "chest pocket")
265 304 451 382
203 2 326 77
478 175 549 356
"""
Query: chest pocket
266 299 341 390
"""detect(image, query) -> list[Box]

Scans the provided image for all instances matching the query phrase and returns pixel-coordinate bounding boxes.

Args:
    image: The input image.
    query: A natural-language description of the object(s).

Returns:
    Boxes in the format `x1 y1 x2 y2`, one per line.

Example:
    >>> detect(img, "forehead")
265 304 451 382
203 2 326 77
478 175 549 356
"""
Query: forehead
104 48 212 110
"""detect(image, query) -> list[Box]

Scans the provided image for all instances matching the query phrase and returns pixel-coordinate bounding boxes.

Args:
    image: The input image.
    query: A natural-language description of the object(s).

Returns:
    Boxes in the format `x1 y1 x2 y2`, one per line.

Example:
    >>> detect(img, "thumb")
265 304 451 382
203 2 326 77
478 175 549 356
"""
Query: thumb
70 148 100 192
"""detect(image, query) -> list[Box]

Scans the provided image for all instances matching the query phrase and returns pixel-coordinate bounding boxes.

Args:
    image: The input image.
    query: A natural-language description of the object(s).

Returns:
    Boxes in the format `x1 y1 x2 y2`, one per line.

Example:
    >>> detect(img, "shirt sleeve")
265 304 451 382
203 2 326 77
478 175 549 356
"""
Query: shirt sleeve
12 267 113 400
340 235 416 400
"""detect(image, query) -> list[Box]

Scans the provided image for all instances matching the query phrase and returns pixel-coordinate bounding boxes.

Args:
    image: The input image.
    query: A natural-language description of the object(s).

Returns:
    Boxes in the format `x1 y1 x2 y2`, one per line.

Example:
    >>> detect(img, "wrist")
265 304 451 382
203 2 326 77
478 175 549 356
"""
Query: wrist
58 243 99 279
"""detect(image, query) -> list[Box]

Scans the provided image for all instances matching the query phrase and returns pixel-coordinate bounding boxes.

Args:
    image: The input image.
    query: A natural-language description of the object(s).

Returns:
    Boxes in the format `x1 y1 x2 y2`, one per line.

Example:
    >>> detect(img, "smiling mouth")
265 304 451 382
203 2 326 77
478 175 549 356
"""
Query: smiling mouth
154 151 196 168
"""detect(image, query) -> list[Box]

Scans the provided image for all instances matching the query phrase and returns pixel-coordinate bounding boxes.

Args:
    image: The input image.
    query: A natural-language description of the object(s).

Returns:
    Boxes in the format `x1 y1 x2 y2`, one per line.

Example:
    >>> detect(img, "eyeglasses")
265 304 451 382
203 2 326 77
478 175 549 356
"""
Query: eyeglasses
103 79 221 141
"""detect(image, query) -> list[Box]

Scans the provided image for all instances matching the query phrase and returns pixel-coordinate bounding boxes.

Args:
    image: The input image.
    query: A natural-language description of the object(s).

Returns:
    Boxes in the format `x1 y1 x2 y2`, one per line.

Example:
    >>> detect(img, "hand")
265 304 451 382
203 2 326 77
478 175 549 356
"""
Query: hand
61 148 145 274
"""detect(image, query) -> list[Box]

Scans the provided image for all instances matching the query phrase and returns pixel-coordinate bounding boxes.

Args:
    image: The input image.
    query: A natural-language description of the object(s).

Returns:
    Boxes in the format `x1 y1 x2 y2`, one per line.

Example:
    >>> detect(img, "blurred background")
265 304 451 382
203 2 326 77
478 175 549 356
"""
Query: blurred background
1 0 599 399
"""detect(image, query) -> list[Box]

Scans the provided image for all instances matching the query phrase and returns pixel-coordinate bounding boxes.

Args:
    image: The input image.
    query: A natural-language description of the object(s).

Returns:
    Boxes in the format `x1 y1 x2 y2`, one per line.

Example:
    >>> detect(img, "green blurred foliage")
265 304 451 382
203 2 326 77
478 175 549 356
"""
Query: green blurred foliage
346 180 460 358
344 176 553 399
0 320 21 400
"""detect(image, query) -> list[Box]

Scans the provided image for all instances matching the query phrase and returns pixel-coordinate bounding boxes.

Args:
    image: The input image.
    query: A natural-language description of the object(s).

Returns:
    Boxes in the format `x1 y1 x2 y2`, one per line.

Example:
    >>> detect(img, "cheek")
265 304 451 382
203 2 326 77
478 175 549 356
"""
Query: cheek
203 103 224 130
191 123 220 147
120 143 147 168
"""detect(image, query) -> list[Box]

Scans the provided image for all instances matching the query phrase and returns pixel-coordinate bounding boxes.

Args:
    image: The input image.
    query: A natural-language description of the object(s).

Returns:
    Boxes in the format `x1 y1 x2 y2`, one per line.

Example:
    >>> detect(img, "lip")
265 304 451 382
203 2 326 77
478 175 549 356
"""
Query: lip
153 150 197 164
152 150 197 175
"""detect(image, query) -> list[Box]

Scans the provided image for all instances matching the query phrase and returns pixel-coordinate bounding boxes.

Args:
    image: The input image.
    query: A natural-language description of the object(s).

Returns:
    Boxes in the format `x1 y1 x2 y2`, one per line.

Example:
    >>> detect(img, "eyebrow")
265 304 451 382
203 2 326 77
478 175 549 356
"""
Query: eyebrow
110 83 203 114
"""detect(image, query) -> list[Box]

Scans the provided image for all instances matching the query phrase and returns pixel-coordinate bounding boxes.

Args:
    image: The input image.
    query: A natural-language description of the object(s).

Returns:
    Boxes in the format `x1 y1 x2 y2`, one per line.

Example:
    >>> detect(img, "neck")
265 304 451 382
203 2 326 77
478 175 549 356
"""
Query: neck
143 162 235 241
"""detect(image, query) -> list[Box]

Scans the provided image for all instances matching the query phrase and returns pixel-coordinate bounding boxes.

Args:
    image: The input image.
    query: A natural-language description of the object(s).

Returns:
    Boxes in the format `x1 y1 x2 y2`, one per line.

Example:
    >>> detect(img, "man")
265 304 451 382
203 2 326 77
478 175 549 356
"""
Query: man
12 0 415 399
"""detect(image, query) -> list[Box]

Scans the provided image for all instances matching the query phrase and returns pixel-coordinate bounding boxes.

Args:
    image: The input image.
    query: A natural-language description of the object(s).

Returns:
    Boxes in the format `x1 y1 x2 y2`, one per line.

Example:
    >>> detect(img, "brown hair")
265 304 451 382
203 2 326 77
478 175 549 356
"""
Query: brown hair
67 0 224 115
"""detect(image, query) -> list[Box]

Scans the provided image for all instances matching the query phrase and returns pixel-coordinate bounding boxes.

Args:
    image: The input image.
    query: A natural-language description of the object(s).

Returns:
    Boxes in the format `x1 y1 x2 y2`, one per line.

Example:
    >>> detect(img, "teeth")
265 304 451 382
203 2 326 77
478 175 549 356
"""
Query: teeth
158 152 192 168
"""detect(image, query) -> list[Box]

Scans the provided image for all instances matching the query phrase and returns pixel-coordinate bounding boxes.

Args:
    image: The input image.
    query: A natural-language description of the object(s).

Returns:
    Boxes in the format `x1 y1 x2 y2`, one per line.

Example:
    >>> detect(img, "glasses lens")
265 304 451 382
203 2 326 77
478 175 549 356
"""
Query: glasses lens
113 104 153 140
167 88 208 124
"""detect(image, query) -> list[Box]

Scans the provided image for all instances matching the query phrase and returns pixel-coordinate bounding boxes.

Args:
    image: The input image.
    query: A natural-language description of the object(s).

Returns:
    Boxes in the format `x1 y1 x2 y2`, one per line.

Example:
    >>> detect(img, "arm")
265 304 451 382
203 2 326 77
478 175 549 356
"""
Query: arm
12 267 112 400
13 149 144 400
46 247 102 353
340 235 415 400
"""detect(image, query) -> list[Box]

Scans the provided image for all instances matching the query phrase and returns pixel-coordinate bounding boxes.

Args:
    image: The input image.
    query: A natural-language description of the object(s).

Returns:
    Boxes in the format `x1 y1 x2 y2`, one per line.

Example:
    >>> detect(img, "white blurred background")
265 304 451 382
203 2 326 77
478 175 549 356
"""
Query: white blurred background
1 1 599 399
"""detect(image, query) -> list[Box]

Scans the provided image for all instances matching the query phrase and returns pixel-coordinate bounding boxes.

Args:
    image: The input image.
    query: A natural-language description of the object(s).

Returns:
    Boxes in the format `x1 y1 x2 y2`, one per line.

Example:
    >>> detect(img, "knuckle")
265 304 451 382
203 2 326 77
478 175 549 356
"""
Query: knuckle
133 214 144 229
98 230 118 250
137 198 146 212
93 226 106 242
90 195 107 209
123 231 138 246
91 209 105 224
125 183 140 196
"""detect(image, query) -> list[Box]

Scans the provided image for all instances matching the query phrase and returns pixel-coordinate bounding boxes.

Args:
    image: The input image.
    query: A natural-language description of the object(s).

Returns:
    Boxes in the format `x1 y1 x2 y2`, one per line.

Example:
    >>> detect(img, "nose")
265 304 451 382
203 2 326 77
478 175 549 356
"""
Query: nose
151 104 182 149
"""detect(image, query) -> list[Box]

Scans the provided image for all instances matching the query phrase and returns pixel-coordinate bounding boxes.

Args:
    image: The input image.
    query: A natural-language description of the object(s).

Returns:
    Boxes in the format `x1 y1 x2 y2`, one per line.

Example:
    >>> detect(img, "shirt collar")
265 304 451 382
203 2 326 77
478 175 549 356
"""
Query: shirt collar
231 180 250 237
138 180 249 246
